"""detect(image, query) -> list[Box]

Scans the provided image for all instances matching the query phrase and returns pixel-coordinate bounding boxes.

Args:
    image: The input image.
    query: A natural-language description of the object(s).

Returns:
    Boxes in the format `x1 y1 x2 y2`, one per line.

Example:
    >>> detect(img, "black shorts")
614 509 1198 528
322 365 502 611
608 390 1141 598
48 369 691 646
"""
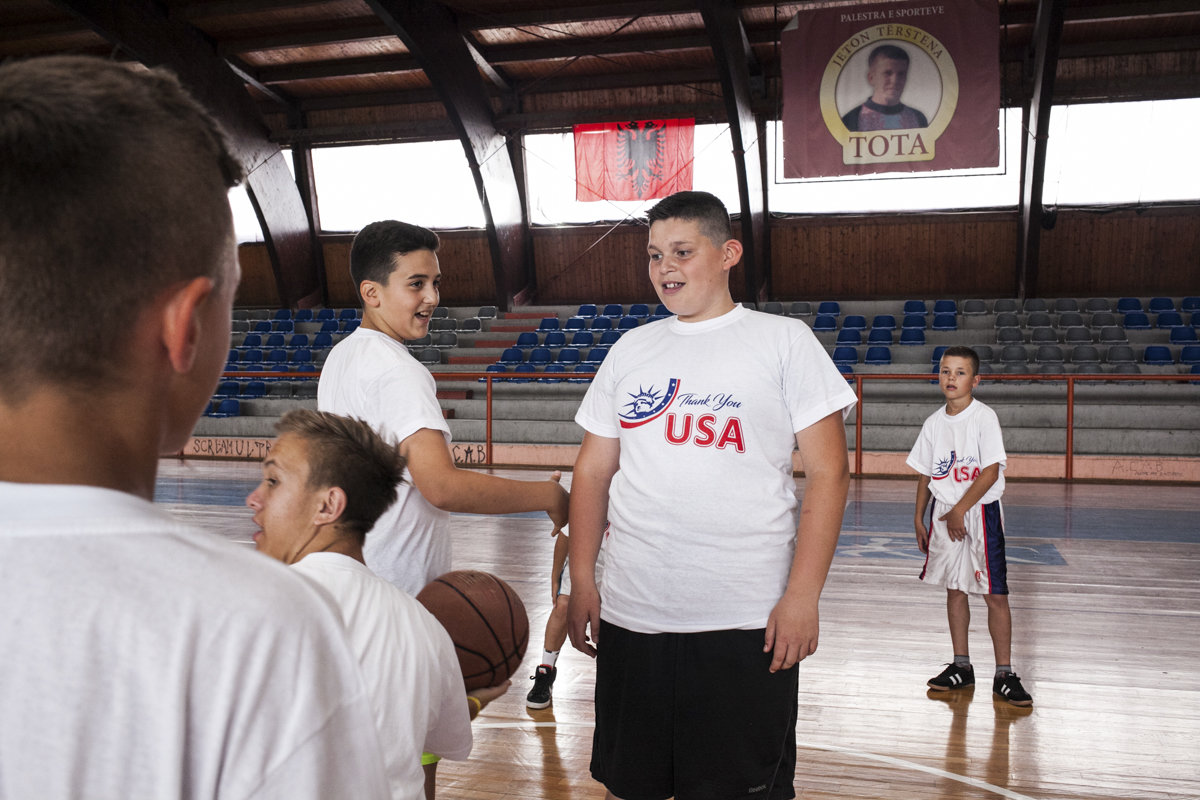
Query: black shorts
591 620 798 800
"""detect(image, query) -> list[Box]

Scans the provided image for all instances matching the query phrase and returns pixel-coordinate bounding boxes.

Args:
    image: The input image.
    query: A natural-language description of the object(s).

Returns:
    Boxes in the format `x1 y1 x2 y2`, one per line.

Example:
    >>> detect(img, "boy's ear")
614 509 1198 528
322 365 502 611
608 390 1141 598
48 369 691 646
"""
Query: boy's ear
313 485 348 527
721 239 744 272
161 276 217 374
359 279 380 308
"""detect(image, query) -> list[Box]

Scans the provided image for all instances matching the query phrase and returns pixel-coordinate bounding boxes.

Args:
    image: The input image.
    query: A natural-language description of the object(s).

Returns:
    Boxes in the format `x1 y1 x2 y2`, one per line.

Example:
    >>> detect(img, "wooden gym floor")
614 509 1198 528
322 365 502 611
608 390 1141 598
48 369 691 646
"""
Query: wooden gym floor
159 460 1200 800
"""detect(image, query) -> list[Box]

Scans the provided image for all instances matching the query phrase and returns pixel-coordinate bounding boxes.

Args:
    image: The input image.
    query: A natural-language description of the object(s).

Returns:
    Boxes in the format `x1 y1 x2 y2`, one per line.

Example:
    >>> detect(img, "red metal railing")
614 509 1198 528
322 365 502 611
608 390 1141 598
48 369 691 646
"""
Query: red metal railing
222 369 1196 478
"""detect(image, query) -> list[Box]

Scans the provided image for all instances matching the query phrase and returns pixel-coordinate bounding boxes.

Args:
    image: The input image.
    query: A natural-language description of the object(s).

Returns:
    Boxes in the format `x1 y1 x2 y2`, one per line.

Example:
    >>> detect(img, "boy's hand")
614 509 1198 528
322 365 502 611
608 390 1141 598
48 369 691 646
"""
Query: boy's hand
546 471 569 534
567 584 600 658
467 680 511 718
763 593 819 673
939 507 967 541
914 519 929 553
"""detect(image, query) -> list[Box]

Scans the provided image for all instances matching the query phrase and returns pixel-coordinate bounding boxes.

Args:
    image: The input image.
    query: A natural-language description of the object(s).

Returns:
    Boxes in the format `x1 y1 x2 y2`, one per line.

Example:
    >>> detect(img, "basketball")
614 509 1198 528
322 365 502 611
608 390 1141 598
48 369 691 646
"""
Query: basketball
417 570 530 691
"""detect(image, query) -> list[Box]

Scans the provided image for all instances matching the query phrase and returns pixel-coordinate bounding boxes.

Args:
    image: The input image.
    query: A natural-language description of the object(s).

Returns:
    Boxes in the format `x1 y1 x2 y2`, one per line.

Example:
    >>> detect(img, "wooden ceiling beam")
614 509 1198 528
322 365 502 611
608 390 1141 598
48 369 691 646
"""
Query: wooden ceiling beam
50 0 324 309
218 19 392 54
460 0 699 30
254 53 421 84
172 0 334 22
365 0 532 309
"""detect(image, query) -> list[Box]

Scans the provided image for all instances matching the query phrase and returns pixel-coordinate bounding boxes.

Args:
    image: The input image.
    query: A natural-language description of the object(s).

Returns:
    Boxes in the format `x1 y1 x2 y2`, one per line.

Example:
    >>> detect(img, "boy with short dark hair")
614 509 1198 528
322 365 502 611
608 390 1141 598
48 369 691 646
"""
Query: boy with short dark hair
908 346 1033 707
248 410 506 800
0 55 388 798
318 220 569 597
567 191 856 799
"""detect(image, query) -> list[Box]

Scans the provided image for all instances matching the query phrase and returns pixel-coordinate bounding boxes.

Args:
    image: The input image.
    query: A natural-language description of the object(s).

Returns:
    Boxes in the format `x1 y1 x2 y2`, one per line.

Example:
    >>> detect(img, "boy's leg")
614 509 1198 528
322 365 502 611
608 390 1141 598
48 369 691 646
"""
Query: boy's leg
982 593 1012 666
947 588 970 657
528 594 569 708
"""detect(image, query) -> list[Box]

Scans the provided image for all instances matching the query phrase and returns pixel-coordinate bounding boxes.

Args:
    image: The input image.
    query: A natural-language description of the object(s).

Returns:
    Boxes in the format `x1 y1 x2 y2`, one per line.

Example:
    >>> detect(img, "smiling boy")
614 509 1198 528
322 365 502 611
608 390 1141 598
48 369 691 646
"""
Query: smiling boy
908 346 1032 707
566 191 856 800
318 221 569 597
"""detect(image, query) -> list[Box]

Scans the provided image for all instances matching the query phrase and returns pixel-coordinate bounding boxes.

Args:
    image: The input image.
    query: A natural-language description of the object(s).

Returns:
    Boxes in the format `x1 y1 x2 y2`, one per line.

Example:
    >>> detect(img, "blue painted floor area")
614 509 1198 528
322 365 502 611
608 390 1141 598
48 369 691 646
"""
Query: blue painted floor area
843 500 1199 544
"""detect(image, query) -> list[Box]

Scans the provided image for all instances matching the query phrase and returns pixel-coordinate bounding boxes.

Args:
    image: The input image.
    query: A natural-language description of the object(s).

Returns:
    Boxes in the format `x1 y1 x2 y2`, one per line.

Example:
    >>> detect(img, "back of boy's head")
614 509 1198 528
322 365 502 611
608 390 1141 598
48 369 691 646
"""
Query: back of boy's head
0 55 243 401
940 345 980 376
646 191 733 248
349 220 440 299
275 409 406 540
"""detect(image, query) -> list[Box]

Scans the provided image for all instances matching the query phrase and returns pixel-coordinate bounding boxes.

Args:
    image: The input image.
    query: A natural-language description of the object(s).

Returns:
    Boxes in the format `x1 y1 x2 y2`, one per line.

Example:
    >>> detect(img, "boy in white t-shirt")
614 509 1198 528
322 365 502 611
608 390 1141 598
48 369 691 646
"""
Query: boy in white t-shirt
318 220 569 597
566 191 856 800
907 346 1033 707
248 410 509 800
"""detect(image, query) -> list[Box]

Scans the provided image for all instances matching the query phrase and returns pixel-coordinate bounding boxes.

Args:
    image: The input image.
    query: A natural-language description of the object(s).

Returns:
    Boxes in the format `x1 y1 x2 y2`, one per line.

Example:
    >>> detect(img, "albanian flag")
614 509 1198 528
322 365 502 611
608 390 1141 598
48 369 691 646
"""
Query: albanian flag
574 119 694 202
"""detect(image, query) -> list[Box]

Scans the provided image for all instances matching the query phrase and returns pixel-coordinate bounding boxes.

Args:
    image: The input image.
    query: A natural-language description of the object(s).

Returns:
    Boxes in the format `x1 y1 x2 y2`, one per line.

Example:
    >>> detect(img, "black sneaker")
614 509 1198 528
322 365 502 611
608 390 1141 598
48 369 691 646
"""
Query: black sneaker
927 663 975 691
993 673 1033 707
526 665 557 709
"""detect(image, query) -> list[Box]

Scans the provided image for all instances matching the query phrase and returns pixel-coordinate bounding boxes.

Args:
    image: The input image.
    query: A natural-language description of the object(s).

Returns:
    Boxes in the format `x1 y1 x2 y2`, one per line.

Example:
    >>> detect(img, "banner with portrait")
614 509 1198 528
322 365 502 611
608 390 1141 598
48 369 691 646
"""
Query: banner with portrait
780 0 999 179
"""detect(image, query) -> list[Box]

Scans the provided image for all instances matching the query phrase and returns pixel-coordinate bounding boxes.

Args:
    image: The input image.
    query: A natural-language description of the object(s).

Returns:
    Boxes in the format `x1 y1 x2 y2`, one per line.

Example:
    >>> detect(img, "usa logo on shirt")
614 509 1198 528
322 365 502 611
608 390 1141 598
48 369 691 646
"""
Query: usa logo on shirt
619 379 681 428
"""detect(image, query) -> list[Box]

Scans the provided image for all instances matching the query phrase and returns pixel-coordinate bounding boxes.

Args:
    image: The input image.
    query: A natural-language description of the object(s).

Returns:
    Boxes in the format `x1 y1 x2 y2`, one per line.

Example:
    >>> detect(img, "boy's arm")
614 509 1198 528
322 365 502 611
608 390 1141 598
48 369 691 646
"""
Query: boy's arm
400 428 568 531
938 462 1000 541
566 432 620 659
764 411 849 673
549 531 569 601
914 475 932 553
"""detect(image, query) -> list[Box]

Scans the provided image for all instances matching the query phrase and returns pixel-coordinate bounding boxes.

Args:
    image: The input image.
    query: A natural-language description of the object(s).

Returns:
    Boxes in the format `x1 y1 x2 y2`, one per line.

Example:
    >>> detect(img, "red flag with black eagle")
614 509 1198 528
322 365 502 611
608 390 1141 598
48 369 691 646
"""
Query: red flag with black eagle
574 119 694 202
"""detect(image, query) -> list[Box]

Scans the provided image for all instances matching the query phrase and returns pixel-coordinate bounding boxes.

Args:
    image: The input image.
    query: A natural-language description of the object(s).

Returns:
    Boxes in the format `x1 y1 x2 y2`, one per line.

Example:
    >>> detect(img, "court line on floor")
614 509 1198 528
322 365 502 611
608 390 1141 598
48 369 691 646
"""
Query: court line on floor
474 721 1042 800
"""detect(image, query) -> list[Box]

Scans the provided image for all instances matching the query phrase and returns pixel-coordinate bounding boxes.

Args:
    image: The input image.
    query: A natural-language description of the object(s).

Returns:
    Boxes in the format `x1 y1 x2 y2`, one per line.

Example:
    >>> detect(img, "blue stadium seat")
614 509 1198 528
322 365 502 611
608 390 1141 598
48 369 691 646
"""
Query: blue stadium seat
902 314 926 330
515 331 539 348
577 303 598 318
617 316 640 330
812 315 837 332
289 334 309 348
842 315 867 331
539 364 567 383
836 329 862 345
933 299 958 315
564 317 586 331
602 303 623 317
932 313 957 331
569 364 595 383
584 347 609 364
832 346 858 365
543 331 567 348
837 363 854 376
1179 345 1200 365
214 380 239 398
1170 327 1198 344
903 300 927 315
316 308 336 321
242 333 263 348
253 320 272 333
900 329 925 346
655 304 671 316
930 345 949 364
338 308 359 320
528 347 552 366
867 329 893 345
817 301 840 316
341 319 360 332
1156 311 1184 328
499 347 524 365
629 303 650 318
510 363 536 383
864 346 891 365
291 348 312 364
273 320 294 333
293 309 313 322
206 397 240 418
571 330 595 347
1116 297 1142 313
273 309 292 321
1123 312 1151 330
557 348 581 366
320 319 340 333
590 317 613 330
538 317 560 331
479 363 507 383
265 333 286 348
872 315 896 330
266 348 288 364
240 348 263 365
599 329 622 345
1142 345 1173 365
1181 296 1200 312
1148 297 1175 313
240 381 266 399
313 332 333 349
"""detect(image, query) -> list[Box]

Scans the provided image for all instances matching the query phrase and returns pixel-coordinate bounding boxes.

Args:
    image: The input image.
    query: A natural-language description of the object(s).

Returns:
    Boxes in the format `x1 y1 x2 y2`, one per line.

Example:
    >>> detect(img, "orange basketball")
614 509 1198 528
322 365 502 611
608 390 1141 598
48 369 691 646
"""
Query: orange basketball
417 570 530 691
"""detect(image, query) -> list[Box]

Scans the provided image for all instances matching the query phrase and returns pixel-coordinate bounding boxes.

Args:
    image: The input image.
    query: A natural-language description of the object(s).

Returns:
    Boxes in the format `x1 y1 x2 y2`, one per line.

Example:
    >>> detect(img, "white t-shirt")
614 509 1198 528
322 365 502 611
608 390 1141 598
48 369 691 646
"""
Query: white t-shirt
575 304 857 633
0 482 389 800
906 398 1007 507
292 553 472 800
319 327 453 595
